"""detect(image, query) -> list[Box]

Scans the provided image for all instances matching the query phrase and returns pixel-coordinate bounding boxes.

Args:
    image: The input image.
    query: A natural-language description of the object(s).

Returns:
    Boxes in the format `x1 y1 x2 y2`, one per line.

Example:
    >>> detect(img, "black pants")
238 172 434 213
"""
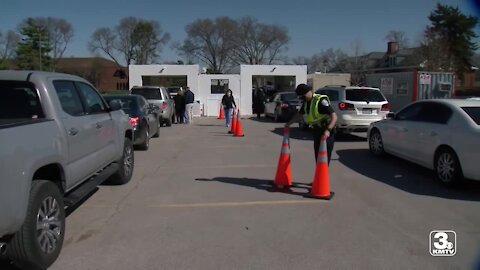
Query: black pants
312 128 335 165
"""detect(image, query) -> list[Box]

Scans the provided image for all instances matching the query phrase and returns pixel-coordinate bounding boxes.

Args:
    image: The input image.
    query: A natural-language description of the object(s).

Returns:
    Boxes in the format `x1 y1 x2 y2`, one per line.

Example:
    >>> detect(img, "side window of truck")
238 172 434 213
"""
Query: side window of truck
0 81 45 119
75 82 107 114
53 80 85 116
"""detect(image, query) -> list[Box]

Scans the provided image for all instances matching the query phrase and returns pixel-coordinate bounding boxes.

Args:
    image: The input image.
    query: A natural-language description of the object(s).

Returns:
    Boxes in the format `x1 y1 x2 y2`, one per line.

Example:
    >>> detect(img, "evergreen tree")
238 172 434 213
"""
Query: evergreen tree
15 18 52 71
423 4 478 75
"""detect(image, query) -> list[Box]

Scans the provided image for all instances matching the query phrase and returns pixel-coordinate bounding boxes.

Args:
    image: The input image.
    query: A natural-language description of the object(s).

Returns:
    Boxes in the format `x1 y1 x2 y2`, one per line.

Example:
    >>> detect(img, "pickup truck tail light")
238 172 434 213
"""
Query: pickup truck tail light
162 101 167 110
129 117 140 127
338 102 355 110
381 103 390 111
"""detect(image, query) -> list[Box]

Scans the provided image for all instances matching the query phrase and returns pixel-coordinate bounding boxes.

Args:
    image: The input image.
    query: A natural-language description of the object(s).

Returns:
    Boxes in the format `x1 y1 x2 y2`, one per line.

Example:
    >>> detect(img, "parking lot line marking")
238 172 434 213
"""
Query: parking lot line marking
147 199 324 208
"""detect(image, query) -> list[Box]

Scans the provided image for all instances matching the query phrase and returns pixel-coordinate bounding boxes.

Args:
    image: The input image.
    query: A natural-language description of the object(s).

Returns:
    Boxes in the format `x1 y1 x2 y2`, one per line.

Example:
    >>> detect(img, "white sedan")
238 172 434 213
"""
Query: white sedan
368 99 480 185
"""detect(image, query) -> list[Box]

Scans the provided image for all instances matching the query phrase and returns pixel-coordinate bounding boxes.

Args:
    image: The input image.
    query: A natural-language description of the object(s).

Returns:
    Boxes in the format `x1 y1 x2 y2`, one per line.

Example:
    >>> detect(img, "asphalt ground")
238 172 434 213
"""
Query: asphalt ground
9 116 480 269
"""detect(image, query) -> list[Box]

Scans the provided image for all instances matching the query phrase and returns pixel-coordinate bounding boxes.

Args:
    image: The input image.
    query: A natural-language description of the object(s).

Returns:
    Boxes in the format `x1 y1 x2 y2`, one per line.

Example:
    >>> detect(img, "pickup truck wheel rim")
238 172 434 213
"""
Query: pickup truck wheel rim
36 196 62 254
437 153 455 182
124 145 133 177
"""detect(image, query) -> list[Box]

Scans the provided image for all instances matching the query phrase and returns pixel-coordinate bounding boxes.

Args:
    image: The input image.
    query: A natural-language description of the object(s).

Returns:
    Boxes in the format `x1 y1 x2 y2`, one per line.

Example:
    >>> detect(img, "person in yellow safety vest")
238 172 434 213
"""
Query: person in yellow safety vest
285 84 338 165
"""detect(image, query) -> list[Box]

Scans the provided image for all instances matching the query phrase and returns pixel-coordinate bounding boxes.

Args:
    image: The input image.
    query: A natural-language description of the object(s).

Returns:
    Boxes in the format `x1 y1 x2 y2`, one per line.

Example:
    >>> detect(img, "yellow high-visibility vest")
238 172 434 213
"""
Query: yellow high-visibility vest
304 94 331 127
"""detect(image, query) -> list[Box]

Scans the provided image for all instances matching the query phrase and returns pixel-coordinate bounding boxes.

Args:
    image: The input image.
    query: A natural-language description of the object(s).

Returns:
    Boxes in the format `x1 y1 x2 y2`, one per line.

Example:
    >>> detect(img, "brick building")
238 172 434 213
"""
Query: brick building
55 57 128 92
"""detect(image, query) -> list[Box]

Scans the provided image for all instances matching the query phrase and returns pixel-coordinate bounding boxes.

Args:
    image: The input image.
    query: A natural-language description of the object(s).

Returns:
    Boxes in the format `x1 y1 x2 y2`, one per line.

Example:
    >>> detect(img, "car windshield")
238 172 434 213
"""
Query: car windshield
281 93 298 101
462 107 480 125
104 96 138 115
346 89 386 102
131 88 162 100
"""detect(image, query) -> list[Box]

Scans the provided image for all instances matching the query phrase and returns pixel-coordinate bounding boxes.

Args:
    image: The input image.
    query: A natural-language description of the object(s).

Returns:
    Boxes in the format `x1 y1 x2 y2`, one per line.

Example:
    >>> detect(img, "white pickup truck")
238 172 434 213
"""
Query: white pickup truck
0 71 134 269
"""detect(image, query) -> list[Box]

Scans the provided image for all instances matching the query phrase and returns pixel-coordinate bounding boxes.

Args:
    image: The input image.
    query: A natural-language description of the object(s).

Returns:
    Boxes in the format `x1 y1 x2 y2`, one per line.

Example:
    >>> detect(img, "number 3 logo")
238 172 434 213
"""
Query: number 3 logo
433 232 450 249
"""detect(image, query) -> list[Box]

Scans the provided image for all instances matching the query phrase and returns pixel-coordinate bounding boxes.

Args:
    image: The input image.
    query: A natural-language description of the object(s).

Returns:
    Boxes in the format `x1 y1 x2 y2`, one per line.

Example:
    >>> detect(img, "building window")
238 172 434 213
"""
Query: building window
396 81 408 96
211 79 229 94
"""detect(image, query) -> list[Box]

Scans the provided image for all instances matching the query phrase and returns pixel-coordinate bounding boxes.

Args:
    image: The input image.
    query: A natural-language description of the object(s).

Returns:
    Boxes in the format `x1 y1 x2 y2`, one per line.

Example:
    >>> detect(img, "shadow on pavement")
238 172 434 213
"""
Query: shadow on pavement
195 177 313 197
335 133 367 142
337 149 480 201
270 127 311 140
249 116 276 123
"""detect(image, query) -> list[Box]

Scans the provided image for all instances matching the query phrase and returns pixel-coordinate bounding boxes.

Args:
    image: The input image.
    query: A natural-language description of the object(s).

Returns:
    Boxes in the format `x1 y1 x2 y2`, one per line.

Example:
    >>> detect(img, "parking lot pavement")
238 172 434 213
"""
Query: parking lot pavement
49 117 480 270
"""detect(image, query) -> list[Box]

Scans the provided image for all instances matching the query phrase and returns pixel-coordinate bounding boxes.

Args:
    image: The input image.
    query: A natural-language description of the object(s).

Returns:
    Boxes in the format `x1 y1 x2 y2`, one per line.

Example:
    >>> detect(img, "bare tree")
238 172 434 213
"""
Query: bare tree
89 17 171 66
385 30 410 49
292 48 347 73
88 27 121 66
230 17 289 65
0 30 20 63
131 20 170 64
177 17 237 73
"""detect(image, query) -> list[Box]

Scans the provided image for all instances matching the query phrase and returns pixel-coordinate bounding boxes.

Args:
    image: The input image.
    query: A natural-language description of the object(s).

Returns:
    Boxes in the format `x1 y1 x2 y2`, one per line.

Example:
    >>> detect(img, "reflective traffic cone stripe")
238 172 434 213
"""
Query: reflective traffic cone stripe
309 136 334 200
218 103 224 119
233 110 244 137
273 127 292 188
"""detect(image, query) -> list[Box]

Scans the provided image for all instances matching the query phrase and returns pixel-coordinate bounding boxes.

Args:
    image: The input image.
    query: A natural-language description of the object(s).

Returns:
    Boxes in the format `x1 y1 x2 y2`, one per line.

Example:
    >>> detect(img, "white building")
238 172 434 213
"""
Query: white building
128 64 307 116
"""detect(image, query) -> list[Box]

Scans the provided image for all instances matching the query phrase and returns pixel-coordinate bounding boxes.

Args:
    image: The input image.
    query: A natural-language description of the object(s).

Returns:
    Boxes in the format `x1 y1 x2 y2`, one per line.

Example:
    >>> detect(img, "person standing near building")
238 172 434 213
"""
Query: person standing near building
285 84 337 164
221 89 237 128
174 88 186 124
184 86 195 124
254 87 266 118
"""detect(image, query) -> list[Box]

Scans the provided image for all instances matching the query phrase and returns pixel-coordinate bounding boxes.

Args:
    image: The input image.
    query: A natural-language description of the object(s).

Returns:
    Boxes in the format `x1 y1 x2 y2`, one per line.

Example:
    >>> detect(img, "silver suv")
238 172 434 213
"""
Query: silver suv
130 86 175 126
314 85 390 134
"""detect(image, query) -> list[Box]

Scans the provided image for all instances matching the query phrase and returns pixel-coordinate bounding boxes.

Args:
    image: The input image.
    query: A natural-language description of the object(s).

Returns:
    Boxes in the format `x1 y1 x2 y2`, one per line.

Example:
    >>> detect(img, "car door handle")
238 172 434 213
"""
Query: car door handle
430 131 438 136
95 123 103 129
68 128 79 136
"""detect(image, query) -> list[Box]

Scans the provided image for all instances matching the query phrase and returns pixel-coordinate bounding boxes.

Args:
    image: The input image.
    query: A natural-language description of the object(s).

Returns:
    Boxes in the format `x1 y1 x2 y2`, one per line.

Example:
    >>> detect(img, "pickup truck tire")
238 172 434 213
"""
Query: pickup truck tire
6 180 65 270
106 137 134 185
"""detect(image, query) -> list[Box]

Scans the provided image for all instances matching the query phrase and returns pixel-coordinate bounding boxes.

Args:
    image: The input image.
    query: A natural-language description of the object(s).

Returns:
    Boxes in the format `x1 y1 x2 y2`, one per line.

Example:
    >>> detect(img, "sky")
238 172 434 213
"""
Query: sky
1 0 478 66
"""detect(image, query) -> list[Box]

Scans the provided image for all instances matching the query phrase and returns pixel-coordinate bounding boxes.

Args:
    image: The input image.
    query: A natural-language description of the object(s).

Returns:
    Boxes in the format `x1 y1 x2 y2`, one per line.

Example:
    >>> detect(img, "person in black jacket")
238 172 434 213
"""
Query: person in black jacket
174 88 186 124
254 87 266 118
221 89 237 128
184 86 195 124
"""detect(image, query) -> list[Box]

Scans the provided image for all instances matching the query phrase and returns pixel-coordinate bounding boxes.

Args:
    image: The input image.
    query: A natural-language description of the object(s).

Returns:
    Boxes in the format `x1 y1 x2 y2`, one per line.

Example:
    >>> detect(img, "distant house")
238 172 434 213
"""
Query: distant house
55 57 128 92
333 42 480 95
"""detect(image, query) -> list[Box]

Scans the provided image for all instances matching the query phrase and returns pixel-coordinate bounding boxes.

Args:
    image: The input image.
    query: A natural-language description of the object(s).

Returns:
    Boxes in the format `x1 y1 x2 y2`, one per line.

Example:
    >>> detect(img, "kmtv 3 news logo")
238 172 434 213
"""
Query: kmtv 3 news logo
429 230 456 256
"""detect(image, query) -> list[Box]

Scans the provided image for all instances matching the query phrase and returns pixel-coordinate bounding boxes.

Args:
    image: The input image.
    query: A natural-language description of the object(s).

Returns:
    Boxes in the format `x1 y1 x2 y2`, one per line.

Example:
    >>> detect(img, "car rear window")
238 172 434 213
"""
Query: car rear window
131 88 162 100
346 89 386 102
0 81 45 120
104 96 138 115
281 93 298 101
462 107 480 125
316 90 340 101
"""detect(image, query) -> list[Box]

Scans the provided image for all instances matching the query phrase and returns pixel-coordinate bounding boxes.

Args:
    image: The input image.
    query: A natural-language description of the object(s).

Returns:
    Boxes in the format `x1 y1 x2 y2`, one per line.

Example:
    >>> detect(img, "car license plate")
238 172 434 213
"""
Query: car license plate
363 108 372 114
296 105 300 110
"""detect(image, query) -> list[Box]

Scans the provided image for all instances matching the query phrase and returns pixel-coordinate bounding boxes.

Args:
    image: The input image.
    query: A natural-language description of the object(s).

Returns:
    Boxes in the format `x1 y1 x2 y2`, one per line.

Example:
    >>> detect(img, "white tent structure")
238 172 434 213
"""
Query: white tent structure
128 64 307 116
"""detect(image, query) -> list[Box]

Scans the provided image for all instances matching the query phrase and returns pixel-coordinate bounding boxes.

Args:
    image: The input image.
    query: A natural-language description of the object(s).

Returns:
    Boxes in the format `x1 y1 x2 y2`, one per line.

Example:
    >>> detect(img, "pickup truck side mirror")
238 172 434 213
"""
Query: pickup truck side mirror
109 100 122 111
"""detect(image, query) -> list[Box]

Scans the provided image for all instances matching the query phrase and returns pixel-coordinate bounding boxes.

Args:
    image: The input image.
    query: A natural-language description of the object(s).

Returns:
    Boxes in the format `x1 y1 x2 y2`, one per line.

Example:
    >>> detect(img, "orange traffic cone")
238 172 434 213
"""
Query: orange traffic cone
272 127 292 189
233 110 244 137
217 102 224 119
308 136 334 200
229 109 237 134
